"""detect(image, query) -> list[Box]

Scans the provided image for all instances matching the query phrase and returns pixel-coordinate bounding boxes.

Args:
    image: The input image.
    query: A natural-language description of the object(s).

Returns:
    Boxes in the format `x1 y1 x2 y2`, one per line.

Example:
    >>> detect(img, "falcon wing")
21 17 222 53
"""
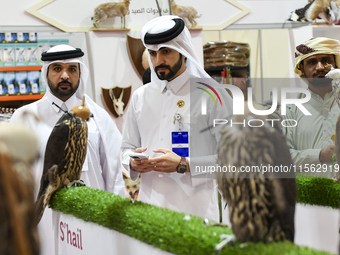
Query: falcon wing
270 130 297 242
36 114 71 199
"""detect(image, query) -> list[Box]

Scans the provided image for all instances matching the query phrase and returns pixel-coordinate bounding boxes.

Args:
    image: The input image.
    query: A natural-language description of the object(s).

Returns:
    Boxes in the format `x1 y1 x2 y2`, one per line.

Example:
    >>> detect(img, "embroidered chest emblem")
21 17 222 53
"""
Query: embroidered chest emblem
177 100 185 108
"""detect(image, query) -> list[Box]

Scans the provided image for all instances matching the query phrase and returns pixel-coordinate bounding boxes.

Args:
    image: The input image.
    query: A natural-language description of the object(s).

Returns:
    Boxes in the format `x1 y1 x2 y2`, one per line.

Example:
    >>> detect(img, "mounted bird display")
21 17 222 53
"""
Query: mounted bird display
91 0 131 29
0 123 40 255
34 96 91 225
288 0 340 25
217 104 296 246
170 0 201 27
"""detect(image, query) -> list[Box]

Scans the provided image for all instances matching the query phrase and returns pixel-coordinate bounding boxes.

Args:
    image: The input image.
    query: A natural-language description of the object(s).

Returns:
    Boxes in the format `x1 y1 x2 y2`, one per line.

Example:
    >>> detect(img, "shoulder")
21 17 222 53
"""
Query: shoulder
285 93 313 115
11 100 40 118
85 95 111 118
131 82 158 101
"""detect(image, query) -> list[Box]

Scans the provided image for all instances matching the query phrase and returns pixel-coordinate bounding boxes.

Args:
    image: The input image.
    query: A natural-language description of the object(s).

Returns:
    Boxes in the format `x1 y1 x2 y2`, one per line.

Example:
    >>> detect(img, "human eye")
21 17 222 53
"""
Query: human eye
53 66 61 72
149 51 156 57
322 58 332 64
163 48 171 54
306 59 316 66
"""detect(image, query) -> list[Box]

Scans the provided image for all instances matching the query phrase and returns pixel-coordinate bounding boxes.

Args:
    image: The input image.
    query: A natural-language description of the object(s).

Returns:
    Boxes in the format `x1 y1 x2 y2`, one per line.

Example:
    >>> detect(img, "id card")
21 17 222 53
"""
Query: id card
172 131 189 157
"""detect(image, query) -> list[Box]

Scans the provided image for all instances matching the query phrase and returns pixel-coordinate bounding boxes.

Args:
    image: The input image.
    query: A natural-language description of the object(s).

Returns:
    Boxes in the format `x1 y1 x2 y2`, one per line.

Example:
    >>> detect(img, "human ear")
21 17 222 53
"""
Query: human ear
299 62 305 76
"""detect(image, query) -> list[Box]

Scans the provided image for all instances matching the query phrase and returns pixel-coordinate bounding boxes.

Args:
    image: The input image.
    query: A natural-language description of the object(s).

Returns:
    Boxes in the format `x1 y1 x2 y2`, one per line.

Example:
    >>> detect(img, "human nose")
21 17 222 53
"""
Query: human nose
155 54 164 66
315 61 325 71
61 70 69 80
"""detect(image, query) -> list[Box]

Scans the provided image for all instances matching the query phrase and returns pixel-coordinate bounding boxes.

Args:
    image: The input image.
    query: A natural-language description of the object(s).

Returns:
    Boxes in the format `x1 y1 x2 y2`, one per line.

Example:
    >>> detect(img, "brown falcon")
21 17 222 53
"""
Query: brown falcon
35 96 91 225
217 105 296 244
0 123 40 255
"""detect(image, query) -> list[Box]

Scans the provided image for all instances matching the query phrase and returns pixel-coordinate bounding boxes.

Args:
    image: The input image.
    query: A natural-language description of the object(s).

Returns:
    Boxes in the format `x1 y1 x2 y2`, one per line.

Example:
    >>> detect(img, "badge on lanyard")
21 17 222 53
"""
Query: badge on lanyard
172 112 189 157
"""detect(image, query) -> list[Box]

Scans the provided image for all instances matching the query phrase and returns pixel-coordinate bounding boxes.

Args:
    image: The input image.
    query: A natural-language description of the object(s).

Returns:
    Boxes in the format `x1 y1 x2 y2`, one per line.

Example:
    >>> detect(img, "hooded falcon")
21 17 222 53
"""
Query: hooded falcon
34 97 91 225
217 104 297 243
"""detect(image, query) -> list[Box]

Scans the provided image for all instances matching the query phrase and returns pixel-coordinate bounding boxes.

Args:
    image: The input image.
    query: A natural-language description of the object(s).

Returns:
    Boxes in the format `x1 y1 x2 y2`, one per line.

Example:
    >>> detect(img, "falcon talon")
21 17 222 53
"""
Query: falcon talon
67 180 86 188
214 234 235 254
239 243 248 248
203 218 210 226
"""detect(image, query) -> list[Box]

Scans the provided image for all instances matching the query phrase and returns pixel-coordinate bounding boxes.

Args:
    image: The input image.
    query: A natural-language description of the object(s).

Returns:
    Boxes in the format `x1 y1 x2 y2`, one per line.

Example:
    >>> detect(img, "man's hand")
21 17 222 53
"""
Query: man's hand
148 148 182 173
130 147 154 173
319 144 335 162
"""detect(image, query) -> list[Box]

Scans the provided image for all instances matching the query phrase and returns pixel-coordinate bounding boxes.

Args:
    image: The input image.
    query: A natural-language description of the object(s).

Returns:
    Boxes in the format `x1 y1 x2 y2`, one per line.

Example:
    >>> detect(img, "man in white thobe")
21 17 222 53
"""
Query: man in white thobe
10 44 125 255
121 16 233 221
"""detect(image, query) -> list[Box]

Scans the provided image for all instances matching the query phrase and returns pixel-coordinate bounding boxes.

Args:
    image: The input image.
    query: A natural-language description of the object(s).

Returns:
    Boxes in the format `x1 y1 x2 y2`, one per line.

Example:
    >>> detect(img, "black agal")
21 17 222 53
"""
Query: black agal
41 48 84 61
144 18 185 45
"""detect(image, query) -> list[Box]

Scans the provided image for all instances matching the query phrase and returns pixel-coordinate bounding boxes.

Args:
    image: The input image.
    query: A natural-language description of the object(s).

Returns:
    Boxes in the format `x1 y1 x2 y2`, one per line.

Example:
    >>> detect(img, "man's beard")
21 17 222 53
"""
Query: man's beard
307 71 332 87
48 78 79 99
154 54 183 81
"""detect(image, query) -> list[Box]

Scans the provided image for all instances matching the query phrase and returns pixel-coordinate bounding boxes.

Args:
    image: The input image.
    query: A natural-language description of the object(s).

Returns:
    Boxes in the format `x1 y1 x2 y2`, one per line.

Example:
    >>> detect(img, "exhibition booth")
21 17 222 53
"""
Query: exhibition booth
1 0 340 255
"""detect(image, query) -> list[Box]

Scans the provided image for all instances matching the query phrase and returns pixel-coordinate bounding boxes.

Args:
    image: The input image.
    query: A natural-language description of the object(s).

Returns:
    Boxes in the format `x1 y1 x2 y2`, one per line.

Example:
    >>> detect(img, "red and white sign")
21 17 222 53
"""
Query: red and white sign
53 211 174 255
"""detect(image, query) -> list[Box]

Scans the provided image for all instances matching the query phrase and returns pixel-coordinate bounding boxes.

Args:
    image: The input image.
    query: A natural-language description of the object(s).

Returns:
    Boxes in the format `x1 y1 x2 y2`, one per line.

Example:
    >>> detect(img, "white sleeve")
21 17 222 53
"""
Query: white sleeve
121 94 141 181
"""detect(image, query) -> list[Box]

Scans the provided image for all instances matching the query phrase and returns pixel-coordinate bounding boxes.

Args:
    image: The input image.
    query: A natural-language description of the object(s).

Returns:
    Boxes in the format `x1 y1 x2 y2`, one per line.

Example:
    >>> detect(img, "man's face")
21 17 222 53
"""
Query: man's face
47 62 80 101
148 47 186 81
300 54 336 87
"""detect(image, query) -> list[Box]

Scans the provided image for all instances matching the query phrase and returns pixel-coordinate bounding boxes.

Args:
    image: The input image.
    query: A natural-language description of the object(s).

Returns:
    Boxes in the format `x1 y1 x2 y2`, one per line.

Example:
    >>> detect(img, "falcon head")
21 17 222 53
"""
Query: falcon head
70 96 91 121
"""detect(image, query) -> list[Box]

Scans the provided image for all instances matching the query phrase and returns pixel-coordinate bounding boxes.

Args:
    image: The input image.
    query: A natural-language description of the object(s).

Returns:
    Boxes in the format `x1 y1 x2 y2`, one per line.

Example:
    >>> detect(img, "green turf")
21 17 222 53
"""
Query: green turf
49 178 336 255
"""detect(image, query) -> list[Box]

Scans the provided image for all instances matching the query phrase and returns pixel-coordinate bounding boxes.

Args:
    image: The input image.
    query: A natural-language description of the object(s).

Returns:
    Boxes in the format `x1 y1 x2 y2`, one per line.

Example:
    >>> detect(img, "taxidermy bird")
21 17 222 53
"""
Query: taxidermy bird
170 0 202 27
0 123 40 255
34 96 91 225
288 0 340 25
217 104 296 245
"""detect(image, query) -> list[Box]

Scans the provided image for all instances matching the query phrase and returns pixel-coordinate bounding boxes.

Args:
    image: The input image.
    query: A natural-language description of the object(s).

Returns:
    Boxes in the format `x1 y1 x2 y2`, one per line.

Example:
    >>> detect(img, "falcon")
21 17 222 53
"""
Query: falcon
326 67 340 110
217 105 296 244
0 123 40 255
34 96 91 225
327 68 340 181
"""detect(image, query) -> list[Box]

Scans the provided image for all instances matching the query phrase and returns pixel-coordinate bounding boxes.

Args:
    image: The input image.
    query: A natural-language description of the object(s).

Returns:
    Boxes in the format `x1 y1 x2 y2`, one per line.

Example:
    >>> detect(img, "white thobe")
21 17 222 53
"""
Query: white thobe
284 89 340 178
121 69 232 221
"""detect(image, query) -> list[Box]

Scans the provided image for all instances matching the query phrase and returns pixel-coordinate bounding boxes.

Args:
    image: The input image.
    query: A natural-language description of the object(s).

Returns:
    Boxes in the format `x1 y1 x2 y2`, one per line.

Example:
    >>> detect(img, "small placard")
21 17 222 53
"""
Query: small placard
172 147 189 157
172 131 189 157
172 131 188 144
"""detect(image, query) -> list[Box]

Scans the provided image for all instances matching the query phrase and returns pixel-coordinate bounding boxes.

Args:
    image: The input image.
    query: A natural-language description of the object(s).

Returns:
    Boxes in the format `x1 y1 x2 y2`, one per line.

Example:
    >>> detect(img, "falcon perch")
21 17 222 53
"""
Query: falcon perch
34 96 91 225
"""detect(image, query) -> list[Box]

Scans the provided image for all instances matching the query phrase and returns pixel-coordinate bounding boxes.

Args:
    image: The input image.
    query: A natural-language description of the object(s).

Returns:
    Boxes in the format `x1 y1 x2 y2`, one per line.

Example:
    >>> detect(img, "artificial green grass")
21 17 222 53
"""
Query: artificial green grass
50 185 334 255
296 175 340 209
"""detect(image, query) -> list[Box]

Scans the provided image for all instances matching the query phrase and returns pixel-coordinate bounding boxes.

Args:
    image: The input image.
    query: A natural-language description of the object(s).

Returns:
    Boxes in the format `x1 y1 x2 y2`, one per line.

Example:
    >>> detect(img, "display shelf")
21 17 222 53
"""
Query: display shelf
0 94 44 101
0 66 42 72
90 27 130 31
205 65 249 73
188 27 203 31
